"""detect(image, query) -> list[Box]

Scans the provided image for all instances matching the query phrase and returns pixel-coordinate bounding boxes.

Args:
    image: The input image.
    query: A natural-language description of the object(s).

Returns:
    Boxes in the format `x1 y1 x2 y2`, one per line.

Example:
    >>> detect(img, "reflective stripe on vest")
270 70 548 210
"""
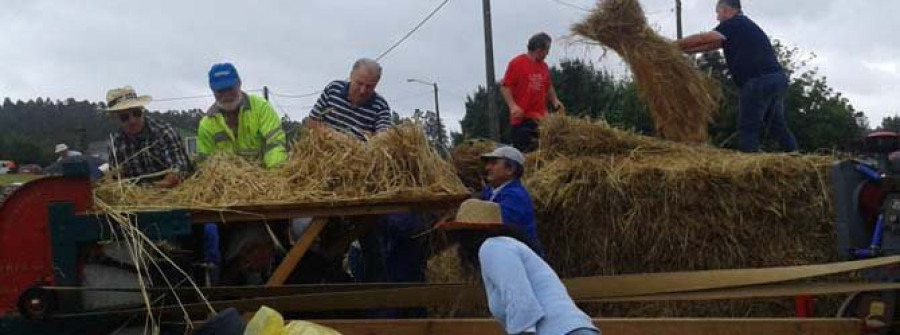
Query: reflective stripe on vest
213 131 230 143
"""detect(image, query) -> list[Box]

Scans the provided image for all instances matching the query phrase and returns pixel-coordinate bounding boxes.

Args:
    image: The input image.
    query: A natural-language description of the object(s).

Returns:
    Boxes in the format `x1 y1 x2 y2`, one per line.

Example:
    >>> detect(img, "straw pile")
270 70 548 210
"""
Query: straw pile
95 122 468 209
450 139 496 191
572 0 721 144
523 115 838 316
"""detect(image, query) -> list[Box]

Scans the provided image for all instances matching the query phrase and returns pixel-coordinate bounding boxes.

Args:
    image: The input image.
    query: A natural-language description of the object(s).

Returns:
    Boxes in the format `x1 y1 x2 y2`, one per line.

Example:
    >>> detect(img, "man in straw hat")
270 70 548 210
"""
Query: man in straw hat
198 62 287 168
480 145 543 256
307 58 394 141
675 0 797 153
105 86 193 188
54 143 82 162
501 32 566 153
437 199 600 335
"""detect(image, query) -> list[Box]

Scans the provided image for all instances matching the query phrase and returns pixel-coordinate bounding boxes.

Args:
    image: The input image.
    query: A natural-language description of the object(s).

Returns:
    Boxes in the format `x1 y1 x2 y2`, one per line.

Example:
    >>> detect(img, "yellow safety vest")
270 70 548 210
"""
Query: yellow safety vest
198 93 287 168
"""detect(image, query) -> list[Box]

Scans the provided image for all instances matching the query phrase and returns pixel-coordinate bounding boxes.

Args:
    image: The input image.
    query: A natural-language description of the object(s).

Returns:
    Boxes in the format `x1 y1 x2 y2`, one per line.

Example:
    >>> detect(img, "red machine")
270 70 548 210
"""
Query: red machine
0 176 92 316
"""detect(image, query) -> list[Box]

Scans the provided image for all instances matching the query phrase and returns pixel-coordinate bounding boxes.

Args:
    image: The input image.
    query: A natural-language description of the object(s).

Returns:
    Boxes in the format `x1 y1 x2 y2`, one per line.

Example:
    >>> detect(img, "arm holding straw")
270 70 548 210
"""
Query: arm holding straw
307 88 331 131
676 31 725 54
500 86 524 119
547 84 565 115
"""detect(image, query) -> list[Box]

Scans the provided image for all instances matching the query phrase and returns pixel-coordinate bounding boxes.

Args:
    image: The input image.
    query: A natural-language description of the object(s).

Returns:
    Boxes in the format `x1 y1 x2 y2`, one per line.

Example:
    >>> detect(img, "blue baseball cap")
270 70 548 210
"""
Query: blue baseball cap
208 63 240 91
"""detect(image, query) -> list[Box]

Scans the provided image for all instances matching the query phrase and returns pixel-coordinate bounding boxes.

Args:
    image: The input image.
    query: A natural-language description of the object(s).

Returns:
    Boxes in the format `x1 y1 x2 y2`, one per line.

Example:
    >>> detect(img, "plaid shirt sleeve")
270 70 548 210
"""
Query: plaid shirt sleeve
153 120 195 178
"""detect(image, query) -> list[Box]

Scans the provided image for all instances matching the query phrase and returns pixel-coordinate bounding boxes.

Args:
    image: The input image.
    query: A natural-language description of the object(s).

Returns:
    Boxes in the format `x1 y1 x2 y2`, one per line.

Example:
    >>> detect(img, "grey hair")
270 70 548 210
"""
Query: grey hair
351 58 383 77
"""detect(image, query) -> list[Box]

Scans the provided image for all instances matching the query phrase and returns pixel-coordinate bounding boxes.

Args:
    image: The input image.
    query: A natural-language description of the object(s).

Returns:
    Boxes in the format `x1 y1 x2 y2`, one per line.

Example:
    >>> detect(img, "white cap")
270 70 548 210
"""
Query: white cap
480 146 525 166
55 144 69 154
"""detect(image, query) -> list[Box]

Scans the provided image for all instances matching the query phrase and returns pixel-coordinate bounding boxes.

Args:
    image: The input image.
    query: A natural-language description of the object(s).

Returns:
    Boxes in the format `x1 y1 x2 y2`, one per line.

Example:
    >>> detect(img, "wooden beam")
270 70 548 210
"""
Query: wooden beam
315 318 862 335
266 218 327 286
188 194 467 223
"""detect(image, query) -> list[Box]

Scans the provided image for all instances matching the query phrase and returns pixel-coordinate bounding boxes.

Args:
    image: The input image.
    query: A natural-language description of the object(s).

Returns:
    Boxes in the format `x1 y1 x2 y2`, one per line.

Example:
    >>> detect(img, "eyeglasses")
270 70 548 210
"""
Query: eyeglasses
117 109 143 123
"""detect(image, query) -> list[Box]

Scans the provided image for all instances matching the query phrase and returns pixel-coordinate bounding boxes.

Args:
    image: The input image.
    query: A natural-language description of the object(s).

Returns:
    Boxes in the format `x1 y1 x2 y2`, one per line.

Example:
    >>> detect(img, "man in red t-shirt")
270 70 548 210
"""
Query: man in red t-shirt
500 32 565 153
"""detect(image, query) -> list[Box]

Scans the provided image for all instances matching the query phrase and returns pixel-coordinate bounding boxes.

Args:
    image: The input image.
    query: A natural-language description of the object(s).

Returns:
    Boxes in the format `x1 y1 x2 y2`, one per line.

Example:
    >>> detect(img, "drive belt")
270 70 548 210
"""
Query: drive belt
48 255 900 319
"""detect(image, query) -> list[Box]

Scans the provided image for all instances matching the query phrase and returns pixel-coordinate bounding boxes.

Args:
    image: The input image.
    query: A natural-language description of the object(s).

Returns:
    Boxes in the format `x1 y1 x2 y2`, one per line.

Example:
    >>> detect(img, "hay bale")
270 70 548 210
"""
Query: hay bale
537 114 705 157
95 122 468 209
451 139 496 191
572 0 721 144
523 116 839 317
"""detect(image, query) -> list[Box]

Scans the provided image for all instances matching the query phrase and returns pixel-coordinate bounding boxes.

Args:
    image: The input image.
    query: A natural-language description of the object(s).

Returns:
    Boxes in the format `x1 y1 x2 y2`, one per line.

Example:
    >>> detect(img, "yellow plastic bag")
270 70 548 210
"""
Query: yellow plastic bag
244 306 341 335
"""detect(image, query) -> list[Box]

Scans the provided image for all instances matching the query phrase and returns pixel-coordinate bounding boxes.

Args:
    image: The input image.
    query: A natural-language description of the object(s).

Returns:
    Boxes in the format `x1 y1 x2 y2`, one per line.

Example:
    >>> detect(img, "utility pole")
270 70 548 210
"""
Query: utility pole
482 0 500 142
676 0 683 39
263 86 270 101
432 82 444 146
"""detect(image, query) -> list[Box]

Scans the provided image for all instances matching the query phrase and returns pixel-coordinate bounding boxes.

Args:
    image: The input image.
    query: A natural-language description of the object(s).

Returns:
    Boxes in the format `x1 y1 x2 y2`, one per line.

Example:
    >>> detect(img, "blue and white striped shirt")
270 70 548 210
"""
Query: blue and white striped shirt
309 80 393 141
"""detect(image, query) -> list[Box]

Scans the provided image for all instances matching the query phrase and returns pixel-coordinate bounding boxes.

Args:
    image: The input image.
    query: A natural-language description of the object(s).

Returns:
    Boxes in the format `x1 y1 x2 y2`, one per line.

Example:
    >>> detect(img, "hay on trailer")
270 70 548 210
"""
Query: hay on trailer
522 115 839 317
572 0 721 144
450 139 496 191
95 122 468 210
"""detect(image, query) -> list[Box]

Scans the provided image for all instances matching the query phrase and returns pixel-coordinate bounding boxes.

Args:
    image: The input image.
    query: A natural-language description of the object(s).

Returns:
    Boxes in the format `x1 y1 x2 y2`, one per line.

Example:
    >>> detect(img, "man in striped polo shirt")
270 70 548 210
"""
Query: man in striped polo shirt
308 58 394 141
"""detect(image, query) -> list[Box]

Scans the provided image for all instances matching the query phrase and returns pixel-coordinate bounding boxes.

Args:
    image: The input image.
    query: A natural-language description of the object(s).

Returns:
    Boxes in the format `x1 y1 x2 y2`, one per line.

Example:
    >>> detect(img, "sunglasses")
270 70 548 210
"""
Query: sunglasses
117 109 143 123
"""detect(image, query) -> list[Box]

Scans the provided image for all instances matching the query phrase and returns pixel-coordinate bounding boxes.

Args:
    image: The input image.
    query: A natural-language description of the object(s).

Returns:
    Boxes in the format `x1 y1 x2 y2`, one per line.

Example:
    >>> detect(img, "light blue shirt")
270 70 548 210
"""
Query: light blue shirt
479 237 599 335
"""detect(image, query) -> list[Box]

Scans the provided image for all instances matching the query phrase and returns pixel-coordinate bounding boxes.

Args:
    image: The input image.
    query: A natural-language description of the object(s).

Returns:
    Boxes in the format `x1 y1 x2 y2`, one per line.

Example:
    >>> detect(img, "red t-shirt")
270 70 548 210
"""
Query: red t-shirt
501 54 551 126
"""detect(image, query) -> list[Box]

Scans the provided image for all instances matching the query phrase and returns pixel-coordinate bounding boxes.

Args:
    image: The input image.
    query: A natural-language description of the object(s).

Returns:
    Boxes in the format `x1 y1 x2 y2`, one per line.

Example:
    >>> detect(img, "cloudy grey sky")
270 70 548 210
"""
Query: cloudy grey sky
0 0 896 133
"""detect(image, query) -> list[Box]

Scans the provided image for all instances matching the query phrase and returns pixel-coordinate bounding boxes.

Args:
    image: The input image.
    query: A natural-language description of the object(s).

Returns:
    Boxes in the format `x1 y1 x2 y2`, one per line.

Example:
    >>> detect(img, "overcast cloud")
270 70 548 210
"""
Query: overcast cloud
0 0 896 132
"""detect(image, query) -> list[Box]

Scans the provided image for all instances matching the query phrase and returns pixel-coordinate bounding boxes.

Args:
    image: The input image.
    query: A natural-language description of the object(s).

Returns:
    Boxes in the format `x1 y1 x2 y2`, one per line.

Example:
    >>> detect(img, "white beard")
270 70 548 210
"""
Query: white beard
216 95 242 111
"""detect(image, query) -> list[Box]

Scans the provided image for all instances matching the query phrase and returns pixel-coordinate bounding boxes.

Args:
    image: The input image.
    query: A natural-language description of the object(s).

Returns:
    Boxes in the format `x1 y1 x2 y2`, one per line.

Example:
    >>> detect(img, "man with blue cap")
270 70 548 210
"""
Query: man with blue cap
198 63 287 168
198 63 287 285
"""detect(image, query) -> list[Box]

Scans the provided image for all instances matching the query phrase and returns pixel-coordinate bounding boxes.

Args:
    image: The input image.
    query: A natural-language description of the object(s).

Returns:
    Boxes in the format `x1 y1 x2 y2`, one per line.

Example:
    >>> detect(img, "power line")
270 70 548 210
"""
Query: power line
271 90 322 99
375 0 451 62
152 88 263 103
153 94 212 102
550 0 591 12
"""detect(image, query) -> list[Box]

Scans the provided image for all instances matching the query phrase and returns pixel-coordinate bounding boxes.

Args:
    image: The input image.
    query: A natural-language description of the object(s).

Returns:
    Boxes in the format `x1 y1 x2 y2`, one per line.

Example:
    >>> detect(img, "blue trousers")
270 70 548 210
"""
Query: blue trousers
737 71 798 153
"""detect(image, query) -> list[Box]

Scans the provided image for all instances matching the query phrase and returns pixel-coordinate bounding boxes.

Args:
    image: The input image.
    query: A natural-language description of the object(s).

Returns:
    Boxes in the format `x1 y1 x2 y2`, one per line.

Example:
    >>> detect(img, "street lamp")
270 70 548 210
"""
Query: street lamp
406 78 444 145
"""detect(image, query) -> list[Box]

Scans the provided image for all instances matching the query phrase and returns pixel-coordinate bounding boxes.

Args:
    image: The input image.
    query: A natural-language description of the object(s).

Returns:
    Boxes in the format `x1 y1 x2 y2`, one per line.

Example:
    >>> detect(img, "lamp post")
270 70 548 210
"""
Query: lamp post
406 78 444 146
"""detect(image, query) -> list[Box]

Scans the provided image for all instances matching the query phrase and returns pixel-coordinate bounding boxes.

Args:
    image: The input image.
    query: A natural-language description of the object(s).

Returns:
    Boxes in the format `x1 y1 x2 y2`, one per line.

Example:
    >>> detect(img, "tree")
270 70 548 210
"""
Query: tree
696 41 867 151
880 115 900 132
412 109 449 155
458 84 511 143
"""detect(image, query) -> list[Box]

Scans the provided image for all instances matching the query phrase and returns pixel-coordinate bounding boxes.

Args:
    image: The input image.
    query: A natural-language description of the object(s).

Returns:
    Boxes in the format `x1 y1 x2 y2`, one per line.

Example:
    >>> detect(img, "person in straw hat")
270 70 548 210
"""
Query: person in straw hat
438 199 600 335
105 86 193 188
54 143 82 162
675 0 797 153
480 145 543 256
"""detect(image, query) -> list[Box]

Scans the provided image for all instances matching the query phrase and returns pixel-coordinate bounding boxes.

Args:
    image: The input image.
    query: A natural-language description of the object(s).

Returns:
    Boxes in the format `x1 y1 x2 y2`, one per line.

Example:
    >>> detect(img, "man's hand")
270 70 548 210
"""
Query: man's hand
153 172 181 189
510 105 525 119
552 100 566 115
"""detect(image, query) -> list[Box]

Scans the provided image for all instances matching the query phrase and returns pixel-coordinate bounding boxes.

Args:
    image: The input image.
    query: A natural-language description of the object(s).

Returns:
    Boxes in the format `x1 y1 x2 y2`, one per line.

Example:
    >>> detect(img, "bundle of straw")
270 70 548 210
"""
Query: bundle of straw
95 122 468 210
572 0 721 144
520 115 838 316
450 139 496 191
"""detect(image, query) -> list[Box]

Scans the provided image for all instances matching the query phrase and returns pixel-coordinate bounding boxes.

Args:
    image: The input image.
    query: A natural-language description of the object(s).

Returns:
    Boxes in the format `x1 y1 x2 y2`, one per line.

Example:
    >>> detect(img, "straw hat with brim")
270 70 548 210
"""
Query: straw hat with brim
105 86 152 112
55 144 69 154
435 199 504 231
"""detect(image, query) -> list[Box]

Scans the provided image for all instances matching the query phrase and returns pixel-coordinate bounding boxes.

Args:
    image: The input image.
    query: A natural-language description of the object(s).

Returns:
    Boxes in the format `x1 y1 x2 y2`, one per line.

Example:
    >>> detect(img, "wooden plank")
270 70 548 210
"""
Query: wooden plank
266 218 328 286
188 194 468 223
315 318 862 335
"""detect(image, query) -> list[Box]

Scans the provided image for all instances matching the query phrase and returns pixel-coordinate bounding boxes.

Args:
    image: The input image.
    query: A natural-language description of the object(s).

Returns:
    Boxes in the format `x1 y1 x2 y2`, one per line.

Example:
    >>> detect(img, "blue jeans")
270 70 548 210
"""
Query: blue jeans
737 71 798 153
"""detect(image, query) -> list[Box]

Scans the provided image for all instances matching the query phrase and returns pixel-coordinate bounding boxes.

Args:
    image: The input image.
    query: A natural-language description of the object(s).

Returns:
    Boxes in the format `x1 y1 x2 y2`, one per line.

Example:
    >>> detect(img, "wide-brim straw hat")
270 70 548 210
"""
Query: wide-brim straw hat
105 86 152 112
435 199 504 231
54 143 69 154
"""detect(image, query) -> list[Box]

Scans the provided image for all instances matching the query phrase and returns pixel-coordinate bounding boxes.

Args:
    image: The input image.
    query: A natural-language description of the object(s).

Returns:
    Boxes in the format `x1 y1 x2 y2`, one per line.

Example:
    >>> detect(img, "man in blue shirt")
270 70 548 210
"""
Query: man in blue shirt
676 0 798 153
480 146 544 256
